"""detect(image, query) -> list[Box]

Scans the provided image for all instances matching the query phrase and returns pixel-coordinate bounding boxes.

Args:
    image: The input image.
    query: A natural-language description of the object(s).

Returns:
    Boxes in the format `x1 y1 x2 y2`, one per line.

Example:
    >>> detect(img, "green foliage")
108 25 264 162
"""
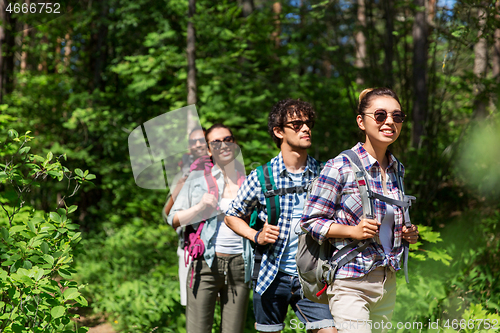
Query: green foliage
0 128 93 332
75 221 183 333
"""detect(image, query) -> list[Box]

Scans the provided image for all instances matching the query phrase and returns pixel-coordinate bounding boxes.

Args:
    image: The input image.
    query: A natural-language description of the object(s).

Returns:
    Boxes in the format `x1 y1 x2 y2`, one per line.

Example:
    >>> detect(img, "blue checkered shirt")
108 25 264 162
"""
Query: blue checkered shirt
225 152 321 295
300 143 406 279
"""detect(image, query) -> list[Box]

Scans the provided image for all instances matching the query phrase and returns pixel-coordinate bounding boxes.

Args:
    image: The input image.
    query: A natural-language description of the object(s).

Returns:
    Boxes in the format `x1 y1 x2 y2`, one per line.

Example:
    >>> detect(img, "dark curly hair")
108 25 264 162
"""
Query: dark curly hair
268 99 316 148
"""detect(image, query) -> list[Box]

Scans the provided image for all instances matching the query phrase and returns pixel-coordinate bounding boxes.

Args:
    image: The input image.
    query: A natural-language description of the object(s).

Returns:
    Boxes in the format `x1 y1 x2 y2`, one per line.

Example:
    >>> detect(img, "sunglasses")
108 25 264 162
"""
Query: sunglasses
284 120 315 132
209 136 235 150
188 138 205 146
364 110 406 123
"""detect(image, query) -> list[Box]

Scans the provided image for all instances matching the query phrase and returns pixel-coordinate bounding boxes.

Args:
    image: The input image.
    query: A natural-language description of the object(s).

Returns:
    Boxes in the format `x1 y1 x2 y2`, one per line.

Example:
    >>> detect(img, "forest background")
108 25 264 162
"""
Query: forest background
0 0 499 332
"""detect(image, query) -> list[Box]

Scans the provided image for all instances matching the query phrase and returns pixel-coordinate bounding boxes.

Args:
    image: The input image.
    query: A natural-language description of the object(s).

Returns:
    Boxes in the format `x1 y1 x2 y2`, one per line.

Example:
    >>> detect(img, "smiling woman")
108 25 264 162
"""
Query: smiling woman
301 88 420 333
167 123 251 333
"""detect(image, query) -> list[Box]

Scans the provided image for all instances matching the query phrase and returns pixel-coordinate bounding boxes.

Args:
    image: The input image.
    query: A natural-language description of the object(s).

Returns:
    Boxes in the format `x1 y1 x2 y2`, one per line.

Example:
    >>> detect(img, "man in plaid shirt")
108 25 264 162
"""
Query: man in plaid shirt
225 99 336 333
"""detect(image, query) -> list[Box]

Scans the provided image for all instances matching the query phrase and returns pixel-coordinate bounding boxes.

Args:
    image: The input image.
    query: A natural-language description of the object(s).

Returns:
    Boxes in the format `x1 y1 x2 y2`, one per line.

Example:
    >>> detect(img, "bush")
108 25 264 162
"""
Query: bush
0 129 93 333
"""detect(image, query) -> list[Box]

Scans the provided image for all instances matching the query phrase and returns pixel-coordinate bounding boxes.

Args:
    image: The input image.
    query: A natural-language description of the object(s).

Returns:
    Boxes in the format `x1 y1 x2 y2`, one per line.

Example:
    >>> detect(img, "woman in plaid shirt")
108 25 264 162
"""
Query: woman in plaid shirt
301 88 419 333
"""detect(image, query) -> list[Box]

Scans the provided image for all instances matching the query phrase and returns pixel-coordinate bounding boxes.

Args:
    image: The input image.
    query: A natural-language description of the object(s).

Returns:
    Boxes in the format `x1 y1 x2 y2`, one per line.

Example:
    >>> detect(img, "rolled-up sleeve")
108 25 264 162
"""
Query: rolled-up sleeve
300 158 345 244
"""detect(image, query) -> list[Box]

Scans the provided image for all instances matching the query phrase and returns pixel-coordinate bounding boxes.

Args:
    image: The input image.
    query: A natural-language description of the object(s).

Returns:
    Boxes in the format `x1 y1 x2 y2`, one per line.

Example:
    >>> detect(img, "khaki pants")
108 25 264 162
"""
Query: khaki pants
186 254 250 333
327 267 397 333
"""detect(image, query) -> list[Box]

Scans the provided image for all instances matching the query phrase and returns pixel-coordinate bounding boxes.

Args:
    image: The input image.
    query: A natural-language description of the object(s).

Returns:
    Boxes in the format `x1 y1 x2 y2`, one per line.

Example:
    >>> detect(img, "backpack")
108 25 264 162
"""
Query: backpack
296 149 416 304
249 160 321 280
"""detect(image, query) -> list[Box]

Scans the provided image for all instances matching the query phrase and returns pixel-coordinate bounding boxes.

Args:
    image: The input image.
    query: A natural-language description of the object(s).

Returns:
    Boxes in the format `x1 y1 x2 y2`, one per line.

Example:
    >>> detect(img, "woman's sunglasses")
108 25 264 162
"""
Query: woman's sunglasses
209 136 235 150
364 110 406 123
284 120 315 132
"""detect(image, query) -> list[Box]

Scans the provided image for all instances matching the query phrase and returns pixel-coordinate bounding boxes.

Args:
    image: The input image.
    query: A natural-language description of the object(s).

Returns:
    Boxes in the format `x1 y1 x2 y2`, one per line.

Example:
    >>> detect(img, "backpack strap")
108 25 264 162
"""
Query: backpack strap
341 149 416 284
340 150 375 219
393 157 414 284
263 186 307 197
256 162 280 225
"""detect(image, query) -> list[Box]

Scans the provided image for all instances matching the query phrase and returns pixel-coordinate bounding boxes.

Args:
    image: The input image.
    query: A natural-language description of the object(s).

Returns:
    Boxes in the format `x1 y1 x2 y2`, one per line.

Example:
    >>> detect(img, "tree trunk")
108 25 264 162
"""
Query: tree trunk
272 2 281 49
3 7 15 96
187 0 197 132
241 0 254 17
187 0 196 106
492 1 500 80
93 3 108 91
0 0 5 102
382 0 394 87
20 0 30 74
64 32 72 68
473 4 488 119
355 0 366 85
411 0 428 148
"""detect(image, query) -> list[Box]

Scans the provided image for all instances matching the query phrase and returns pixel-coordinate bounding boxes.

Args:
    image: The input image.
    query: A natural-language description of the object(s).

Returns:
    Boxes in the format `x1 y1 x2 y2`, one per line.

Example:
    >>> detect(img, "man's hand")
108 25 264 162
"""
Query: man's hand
402 224 419 244
257 221 280 245
352 218 380 240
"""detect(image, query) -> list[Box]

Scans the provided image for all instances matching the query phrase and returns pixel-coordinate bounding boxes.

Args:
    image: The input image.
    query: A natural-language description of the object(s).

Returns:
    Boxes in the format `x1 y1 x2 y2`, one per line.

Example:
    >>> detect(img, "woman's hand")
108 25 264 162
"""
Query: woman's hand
197 192 218 210
402 224 419 244
352 218 380 240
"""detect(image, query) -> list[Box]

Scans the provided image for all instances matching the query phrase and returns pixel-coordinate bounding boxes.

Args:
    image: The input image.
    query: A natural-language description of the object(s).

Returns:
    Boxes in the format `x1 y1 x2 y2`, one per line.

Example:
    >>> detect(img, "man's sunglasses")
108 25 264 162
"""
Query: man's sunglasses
209 136 235 150
363 110 406 123
284 120 315 132
188 138 205 146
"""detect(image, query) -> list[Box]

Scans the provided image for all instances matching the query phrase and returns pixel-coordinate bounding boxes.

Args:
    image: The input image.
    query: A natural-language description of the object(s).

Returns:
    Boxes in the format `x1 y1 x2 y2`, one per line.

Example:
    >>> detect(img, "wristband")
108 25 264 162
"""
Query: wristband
254 229 262 245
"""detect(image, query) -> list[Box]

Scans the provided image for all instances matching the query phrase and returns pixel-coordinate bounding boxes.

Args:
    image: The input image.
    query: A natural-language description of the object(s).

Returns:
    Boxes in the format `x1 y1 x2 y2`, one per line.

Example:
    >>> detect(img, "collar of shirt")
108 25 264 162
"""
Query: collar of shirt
275 151 318 178
352 142 398 173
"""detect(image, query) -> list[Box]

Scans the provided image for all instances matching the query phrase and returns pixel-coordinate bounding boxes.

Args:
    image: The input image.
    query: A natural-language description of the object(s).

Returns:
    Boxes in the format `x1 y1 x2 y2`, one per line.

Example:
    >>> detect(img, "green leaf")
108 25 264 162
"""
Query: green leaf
85 174 96 180
49 212 61 223
9 225 26 234
51 305 65 319
63 288 80 300
75 168 84 177
8 129 19 138
41 242 49 254
57 208 67 217
0 171 8 182
43 254 54 266
58 268 73 279
67 205 78 214
27 220 37 234
47 151 53 161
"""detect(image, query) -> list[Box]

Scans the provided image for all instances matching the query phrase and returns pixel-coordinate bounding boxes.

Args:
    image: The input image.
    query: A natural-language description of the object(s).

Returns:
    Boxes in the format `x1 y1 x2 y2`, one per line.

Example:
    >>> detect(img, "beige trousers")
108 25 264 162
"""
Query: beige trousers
327 267 397 333
186 254 250 333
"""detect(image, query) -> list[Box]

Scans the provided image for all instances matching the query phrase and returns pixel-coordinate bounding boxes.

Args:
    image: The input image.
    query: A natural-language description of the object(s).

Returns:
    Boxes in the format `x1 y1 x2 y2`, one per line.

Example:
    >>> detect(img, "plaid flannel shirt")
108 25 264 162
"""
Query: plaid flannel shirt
225 152 321 295
300 143 406 279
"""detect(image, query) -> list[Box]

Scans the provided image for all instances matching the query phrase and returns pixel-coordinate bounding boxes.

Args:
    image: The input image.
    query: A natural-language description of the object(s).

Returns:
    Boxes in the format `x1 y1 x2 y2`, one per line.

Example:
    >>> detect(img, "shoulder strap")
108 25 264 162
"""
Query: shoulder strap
340 150 375 219
202 169 219 220
256 163 280 226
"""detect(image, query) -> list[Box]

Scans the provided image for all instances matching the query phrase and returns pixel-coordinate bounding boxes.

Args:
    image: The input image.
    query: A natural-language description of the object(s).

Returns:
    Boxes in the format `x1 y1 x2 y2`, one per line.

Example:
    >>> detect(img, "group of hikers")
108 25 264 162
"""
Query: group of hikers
162 87 420 333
